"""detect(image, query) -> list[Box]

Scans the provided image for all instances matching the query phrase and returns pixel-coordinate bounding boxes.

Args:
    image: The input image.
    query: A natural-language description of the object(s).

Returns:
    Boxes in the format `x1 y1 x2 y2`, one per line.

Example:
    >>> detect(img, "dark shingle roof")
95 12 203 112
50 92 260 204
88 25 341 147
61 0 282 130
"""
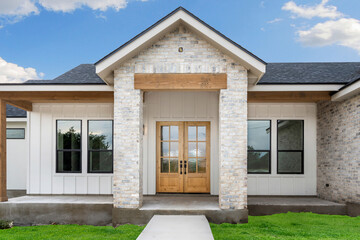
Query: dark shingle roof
23 64 106 85
6 105 26 118
259 62 360 84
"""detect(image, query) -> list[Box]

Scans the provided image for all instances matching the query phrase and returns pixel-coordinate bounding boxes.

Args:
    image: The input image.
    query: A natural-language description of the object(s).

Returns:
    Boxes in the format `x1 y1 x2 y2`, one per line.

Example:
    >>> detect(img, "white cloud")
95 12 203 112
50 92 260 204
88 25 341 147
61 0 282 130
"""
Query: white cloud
0 57 43 83
267 18 283 24
298 18 360 54
282 0 343 19
38 0 127 12
0 0 38 16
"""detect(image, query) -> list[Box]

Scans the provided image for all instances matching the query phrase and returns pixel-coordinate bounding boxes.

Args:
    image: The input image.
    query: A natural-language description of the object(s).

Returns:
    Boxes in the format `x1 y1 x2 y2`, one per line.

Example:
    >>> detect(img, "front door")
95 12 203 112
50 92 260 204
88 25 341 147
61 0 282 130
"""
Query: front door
156 121 210 193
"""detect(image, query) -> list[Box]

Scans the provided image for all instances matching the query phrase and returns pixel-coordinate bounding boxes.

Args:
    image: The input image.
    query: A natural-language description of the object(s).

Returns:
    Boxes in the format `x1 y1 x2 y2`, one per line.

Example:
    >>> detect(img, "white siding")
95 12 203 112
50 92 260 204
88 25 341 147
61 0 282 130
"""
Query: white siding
143 91 219 195
7 121 28 190
28 103 114 195
248 103 317 195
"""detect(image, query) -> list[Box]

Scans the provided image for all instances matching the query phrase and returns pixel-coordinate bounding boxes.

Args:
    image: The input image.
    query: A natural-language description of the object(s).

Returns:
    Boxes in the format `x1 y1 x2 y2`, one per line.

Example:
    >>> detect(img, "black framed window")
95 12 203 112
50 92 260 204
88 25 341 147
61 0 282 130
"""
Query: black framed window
247 120 271 174
88 120 113 173
56 120 82 173
277 120 304 174
6 128 25 139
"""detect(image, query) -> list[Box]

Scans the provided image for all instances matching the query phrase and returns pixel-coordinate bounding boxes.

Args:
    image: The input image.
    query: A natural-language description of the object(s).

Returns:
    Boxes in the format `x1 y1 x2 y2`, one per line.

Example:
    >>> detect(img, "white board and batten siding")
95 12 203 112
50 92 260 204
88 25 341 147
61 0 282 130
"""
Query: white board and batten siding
28 103 114 195
143 91 220 195
248 103 317 195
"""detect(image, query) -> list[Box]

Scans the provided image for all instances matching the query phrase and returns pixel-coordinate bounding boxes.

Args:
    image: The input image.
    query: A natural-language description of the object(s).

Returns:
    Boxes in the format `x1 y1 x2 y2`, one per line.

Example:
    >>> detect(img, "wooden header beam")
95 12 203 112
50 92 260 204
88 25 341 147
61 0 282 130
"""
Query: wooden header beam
248 91 331 103
134 73 227 90
6 100 32 111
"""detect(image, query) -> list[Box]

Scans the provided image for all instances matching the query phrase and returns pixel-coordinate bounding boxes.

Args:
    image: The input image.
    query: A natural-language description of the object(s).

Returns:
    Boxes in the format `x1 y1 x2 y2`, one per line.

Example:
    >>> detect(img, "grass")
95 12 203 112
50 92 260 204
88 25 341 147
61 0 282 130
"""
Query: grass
0 213 359 239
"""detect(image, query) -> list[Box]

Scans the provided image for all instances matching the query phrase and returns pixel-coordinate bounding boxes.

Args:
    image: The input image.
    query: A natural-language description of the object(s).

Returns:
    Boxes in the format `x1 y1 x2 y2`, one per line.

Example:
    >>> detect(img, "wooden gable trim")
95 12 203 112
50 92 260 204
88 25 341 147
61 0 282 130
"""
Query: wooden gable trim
134 73 227 90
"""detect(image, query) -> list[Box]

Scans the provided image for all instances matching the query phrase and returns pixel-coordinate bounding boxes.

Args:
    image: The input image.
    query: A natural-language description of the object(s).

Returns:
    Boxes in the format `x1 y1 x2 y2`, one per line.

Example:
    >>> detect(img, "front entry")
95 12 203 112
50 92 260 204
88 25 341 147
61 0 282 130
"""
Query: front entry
156 121 210 193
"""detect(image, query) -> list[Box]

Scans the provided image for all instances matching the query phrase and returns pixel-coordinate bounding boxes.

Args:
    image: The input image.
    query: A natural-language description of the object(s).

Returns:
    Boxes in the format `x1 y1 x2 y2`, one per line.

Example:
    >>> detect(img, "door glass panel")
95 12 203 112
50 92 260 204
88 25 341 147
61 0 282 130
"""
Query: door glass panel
161 158 169 173
170 158 178 173
188 158 196 173
188 142 196 157
197 142 206 157
198 158 206 173
188 126 196 141
161 126 169 140
170 142 179 157
170 126 179 141
198 126 206 141
161 142 169 156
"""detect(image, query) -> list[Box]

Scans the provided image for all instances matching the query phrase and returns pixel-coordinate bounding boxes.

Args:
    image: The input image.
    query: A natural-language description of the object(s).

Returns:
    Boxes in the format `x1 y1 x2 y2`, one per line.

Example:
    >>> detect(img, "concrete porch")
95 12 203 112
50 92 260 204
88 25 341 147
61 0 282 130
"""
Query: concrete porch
0 194 348 226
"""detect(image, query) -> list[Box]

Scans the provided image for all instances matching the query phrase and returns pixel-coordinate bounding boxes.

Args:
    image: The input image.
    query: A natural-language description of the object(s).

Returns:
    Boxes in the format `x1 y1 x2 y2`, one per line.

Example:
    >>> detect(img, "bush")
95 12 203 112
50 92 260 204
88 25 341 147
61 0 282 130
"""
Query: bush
0 220 13 229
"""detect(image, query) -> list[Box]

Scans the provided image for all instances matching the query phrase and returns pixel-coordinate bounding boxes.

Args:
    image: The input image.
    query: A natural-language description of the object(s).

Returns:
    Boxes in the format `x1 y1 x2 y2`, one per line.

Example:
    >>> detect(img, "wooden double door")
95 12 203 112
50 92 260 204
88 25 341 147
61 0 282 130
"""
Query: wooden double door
156 121 210 193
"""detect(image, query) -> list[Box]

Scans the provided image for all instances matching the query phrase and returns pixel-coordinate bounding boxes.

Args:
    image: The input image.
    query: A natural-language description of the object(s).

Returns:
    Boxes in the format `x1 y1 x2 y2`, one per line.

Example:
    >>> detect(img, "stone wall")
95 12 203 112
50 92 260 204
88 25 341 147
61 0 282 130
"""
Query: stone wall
317 93 360 203
113 25 248 209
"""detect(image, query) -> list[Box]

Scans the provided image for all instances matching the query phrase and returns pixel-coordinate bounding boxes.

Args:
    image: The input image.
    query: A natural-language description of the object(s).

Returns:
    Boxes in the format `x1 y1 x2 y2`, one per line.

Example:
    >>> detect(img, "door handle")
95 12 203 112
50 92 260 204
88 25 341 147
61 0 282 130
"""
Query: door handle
184 160 187 175
180 161 183 175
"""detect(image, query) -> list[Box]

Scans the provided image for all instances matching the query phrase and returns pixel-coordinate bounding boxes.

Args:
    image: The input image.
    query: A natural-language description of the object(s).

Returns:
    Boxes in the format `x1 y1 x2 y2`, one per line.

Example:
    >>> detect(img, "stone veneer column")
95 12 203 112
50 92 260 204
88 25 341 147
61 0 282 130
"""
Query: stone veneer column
113 67 143 209
219 65 248 210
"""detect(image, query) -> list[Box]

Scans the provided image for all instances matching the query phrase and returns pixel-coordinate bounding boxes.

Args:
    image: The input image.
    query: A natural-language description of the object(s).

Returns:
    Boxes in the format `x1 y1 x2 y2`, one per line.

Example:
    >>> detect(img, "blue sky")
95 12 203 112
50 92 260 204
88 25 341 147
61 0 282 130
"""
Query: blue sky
0 0 359 82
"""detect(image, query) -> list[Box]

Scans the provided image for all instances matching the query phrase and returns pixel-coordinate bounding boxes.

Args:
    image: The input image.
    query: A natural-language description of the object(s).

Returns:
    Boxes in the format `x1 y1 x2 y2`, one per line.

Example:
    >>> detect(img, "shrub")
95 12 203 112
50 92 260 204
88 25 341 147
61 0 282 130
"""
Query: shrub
0 220 13 229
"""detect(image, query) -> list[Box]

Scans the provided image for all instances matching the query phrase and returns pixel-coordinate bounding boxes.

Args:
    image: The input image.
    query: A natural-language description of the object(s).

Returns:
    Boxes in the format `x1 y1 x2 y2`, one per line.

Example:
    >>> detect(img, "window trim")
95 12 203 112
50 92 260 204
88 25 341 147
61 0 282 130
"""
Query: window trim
276 120 304 174
56 120 82 173
6 128 25 139
87 120 114 174
247 119 271 174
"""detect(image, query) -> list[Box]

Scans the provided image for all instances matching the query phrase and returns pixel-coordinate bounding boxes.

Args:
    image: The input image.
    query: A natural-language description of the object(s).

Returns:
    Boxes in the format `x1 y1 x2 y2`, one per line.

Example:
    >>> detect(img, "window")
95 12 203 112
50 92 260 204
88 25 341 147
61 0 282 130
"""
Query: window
56 120 82 173
247 120 271 174
6 128 25 139
277 120 304 174
88 120 113 173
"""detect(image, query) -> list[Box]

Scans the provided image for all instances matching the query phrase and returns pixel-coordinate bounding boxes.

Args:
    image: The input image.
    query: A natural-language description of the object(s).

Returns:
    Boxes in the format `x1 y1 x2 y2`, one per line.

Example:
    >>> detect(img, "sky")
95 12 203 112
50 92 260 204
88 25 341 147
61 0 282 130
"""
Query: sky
0 0 359 82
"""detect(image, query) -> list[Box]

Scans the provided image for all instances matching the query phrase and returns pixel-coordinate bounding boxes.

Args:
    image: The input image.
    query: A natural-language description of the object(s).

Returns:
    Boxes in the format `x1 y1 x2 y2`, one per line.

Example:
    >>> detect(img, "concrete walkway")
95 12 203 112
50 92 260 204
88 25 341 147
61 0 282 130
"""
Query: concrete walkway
137 215 214 240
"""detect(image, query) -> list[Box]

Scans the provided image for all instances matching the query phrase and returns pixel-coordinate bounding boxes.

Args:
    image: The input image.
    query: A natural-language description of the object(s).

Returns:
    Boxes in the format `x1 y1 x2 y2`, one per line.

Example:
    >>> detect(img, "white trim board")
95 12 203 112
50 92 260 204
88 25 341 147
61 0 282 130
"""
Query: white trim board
332 80 360 101
0 85 114 92
249 84 343 92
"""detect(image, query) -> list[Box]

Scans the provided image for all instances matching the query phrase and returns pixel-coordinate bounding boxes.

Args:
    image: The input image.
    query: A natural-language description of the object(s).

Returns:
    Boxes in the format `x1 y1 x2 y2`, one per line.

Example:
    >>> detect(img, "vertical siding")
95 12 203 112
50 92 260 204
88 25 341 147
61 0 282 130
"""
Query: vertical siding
28 103 114 195
248 103 317 195
143 91 219 195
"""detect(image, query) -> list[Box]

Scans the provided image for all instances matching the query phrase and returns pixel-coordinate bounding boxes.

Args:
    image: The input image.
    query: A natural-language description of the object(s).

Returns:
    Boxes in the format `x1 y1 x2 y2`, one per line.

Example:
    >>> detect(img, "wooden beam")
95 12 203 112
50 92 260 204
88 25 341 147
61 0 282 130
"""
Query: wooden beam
0 99 7 202
0 91 113 103
248 91 331 103
6 100 32 111
134 74 227 90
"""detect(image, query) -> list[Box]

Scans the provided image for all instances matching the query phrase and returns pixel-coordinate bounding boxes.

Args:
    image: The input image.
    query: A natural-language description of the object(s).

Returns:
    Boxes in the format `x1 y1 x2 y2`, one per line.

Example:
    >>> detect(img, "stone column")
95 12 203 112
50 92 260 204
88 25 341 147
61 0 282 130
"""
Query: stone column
113 68 143 209
219 66 248 210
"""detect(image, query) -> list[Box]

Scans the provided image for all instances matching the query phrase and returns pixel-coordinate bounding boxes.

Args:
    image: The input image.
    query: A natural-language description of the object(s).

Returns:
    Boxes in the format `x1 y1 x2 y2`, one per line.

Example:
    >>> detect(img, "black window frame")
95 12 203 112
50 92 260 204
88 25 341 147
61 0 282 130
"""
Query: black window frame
56 120 82 173
87 120 114 174
6 128 25 139
276 120 304 174
247 119 272 174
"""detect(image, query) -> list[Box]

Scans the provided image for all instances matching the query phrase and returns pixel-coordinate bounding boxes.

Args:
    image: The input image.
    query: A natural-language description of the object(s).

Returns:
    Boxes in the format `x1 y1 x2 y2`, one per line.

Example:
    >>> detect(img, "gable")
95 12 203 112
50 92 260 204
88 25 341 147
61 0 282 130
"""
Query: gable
95 7 266 85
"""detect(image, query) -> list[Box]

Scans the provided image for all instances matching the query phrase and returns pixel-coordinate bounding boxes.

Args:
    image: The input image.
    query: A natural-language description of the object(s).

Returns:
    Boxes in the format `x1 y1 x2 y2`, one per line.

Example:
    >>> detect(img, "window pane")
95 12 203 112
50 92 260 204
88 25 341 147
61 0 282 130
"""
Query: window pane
6 129 25 139
170 126 178 141
188 126 196 141
198 126 206 141
188 158 196 173
170 142 178 157
161 126 169 140
188 142 196 157
278 152 302 173
89 151 113 173
161 142 169 156
248 151 270 173
161 158 169 173
57 121 81 150
198 142 206 157
170 158 178 173
278 120 303 150
198 158 206 173
248 120 270 150
57 151 81 172
88 121 113 150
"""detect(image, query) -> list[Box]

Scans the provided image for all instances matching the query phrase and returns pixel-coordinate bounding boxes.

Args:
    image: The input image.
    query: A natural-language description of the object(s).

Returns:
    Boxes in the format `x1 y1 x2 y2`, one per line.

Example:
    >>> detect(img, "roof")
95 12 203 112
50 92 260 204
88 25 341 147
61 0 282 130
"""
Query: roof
23 64 106 85
6 104 26 118
96 7 266 65
259 62 360 84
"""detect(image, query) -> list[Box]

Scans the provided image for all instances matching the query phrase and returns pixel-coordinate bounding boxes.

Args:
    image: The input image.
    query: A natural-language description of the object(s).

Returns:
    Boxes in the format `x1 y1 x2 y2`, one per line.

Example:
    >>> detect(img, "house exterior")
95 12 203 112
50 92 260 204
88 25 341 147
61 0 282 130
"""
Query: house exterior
1 7 359 223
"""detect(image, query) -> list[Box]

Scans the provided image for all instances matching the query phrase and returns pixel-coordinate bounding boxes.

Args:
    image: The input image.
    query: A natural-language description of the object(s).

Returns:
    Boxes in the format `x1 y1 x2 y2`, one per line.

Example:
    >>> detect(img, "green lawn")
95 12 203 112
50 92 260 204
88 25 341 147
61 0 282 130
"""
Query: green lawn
0 213 359 240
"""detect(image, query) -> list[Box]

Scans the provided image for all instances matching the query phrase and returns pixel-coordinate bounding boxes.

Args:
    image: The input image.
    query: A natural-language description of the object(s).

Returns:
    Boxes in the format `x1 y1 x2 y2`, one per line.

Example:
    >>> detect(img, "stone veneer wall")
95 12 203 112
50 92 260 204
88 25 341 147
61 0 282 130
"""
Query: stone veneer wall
317 93 360 203
113 25 248 209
